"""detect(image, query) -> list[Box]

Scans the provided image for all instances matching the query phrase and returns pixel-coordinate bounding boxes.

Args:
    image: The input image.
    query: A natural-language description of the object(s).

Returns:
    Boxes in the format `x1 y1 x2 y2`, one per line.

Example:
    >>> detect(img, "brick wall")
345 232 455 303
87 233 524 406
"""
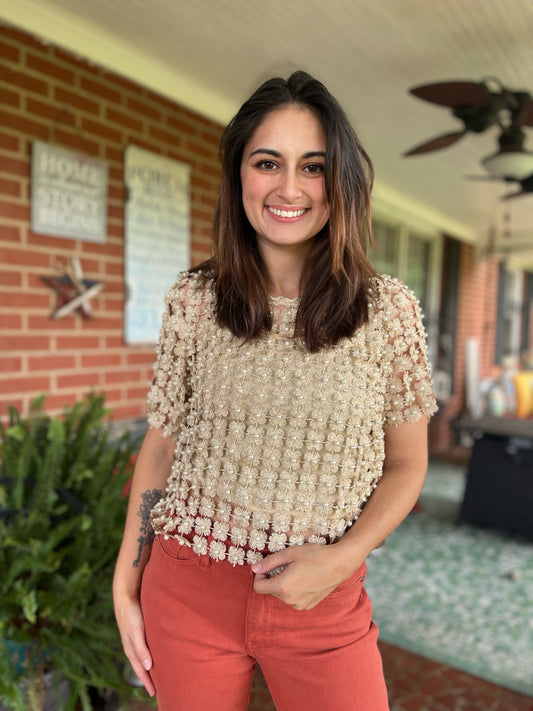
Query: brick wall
429 242 501 451
0 25 223 421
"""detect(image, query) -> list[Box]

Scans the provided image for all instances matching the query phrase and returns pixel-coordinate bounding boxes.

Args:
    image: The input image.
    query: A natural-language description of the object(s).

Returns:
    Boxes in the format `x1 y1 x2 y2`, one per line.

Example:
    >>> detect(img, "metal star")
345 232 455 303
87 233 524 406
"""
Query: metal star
41 257 104 320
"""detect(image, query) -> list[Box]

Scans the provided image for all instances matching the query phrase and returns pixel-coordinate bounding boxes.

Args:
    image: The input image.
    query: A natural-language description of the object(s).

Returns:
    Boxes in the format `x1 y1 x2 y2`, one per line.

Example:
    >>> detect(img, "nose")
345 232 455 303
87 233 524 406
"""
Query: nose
276 169 301 202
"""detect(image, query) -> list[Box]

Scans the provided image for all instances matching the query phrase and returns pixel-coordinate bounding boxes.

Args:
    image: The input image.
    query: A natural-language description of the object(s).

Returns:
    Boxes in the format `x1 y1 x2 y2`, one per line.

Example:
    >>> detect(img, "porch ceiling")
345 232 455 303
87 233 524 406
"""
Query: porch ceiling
2 0 533 267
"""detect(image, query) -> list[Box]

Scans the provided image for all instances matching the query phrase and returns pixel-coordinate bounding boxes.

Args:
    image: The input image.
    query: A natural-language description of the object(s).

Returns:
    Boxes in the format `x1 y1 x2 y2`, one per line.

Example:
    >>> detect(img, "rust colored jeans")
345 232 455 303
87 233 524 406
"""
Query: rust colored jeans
141 535 389 711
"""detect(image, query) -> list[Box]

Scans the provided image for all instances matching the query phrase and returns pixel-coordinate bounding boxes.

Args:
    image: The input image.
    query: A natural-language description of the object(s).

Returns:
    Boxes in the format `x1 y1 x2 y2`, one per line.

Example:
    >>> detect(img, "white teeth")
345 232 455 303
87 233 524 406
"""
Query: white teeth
268 207 306 218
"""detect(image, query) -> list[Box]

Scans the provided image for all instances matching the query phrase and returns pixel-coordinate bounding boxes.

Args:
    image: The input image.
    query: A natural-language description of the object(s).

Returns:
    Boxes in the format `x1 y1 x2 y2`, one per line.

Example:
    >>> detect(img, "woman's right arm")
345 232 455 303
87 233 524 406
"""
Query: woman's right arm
113 426 175 697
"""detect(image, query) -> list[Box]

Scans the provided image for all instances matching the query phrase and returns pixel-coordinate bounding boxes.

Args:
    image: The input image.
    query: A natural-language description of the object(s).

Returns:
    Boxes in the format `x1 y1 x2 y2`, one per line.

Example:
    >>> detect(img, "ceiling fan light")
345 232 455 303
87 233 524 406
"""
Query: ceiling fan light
481 150 533 179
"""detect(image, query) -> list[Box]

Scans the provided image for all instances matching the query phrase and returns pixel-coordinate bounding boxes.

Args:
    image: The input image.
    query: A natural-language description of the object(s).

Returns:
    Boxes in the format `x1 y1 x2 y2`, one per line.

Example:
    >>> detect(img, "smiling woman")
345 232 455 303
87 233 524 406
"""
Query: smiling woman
113 70 437 711
240 105 329 283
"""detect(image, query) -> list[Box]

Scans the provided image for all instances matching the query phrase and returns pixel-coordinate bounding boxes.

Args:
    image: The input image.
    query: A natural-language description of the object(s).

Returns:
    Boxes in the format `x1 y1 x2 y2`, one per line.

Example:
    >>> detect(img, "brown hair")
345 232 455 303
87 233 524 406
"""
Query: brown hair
197 70 376 352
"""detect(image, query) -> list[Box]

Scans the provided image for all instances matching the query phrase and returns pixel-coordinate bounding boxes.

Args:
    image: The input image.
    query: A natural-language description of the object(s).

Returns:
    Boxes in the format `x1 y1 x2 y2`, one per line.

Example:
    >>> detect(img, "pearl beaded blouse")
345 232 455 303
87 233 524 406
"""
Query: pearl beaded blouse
147 271 437 565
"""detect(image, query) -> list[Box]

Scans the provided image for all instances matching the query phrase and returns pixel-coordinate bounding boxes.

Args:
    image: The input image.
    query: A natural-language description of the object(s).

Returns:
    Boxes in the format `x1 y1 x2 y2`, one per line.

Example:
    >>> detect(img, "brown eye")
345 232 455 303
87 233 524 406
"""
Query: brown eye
257 160 278 170
304 164 324 174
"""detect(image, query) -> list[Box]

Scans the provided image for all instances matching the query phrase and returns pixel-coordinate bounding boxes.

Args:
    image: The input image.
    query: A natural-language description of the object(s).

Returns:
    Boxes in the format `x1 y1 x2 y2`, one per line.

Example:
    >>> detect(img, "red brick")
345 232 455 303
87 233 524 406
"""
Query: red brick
166 113 196 135
0 176 21 197
0 225 22 245
57 372 101 388
0 131 20 152
81 242 122 258
0 26 47 52
104 298 124 312
0 355 22 372
28 355 76 371
0 247 50 268
127 352 154 365
106 106 142 132
52 47 100 76
0 312 22 328
81 353 121 368
149 125 181 147
0 155 29 178
0 335 49 352
0 109 48 139
80 76 122 104
56 335 100 350
2 292 49 309
40 392 80 412
0 270 22 286
0 398 23 418
107 223 124 239
0 40 20 63
1 67 49 96
109 184 125 201
185 138 215 160
0 375 50 394
54 86 100 115
26 53 76 85
105 370 138 384
105 262 123 276
126 97 162 121
107 204 122 221
28 314 89 330
82 315 123 331
111 403 145 420
105 145 123 163
81 117 122 143
101 70 140 94
126 386 148 400
1 86 20 109
52 128 99 156
26 97 77 126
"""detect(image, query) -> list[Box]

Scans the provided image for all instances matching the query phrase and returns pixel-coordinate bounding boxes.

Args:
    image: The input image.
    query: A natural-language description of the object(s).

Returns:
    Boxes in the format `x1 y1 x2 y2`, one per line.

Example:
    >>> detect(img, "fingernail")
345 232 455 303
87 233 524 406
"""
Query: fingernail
251 563 263 573
142 658 151 670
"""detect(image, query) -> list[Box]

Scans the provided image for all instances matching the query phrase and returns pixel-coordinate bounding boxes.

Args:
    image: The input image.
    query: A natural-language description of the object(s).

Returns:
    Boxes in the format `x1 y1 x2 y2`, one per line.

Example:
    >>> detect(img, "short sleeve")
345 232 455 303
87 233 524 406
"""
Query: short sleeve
380 279 438 426
146 280 192 437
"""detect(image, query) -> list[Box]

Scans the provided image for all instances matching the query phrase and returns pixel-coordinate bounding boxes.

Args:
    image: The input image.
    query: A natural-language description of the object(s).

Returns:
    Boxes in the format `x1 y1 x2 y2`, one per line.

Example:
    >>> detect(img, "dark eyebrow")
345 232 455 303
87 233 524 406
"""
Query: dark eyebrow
248 148 326 159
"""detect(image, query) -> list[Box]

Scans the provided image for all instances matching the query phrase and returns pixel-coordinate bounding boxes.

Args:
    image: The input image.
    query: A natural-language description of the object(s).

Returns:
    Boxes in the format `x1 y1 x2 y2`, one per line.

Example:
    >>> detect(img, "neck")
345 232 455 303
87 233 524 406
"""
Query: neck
258 241 308 298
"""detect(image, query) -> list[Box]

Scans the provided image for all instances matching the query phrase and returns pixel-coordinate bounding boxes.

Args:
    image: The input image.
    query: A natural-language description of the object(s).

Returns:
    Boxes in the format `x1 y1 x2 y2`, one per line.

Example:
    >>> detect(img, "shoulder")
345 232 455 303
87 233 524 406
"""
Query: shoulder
370 274 421 315
165 269 215 312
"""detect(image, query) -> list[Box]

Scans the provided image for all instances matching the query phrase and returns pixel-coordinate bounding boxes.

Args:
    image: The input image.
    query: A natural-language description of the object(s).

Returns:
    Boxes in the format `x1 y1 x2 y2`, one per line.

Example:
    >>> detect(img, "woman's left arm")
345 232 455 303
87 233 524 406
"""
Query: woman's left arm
253 416 429 609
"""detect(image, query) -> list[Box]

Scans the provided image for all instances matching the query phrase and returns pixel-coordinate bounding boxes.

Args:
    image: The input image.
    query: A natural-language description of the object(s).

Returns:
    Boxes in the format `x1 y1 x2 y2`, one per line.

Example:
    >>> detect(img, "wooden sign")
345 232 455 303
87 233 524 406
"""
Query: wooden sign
31 141 108 243
124 145 191 344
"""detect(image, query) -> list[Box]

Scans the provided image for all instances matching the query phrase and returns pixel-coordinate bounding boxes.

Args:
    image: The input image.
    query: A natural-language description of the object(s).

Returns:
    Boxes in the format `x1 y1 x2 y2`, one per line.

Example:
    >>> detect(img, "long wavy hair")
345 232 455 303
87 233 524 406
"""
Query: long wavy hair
197 70 377 352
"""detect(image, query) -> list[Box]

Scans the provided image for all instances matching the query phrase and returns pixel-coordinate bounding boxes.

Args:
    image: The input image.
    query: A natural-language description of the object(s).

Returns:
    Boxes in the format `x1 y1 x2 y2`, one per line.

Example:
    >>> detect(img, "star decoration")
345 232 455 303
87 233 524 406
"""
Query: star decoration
41 257 104 319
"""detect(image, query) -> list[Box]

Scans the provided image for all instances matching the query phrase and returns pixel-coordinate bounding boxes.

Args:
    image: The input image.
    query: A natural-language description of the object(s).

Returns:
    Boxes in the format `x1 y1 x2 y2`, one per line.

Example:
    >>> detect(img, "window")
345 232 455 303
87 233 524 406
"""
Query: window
495 264 527 364
369 217 441 363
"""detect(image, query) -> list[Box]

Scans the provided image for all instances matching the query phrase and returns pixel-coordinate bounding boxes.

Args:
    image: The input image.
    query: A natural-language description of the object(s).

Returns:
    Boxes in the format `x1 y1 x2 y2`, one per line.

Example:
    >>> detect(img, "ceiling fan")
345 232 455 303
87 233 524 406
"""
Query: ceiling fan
404 79 533 193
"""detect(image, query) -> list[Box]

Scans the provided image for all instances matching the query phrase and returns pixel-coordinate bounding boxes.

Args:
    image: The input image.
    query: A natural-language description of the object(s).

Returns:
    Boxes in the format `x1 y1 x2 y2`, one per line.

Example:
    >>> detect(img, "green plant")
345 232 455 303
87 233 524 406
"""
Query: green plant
0 394 145 711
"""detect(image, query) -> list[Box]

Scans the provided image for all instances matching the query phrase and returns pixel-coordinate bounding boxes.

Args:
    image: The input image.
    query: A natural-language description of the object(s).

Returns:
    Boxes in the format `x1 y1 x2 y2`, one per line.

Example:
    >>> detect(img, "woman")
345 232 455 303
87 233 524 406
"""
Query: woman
113 70 437 711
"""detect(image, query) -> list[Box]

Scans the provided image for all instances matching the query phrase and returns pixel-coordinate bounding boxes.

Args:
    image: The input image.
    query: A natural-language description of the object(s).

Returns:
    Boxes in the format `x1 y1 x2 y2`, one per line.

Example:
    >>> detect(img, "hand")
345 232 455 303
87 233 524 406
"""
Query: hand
252 543 361 611
114 591 155 697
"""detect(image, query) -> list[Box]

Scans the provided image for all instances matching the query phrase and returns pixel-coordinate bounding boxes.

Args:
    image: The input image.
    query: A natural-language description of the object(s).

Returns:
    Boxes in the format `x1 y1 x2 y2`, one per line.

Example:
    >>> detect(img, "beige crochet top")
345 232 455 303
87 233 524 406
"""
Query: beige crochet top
147 271 437 565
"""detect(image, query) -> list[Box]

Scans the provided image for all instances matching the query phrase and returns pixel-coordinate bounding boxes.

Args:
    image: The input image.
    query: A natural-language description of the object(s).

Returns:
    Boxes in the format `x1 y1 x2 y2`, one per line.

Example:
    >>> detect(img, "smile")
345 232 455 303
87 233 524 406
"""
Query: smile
267 207 307 218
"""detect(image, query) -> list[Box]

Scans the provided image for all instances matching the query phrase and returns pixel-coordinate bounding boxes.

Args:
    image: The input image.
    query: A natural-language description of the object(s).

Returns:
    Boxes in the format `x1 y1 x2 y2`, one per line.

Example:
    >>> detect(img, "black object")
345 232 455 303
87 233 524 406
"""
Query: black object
460 433 533 539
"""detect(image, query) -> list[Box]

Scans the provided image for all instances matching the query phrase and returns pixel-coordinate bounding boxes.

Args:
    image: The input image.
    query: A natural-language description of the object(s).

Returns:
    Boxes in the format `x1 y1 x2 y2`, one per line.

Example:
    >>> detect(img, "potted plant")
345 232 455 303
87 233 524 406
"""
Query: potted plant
0 394 147 711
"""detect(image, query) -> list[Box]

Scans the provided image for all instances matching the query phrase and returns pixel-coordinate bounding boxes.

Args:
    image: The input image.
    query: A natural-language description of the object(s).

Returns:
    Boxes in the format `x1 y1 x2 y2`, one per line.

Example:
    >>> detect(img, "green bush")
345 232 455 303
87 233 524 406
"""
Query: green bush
0 394 145 711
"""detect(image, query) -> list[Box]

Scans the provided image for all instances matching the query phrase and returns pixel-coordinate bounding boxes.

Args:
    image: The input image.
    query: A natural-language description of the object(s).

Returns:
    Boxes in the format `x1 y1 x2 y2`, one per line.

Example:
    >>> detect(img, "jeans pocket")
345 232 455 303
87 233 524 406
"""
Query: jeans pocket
156 535 199 563
329 562 367 597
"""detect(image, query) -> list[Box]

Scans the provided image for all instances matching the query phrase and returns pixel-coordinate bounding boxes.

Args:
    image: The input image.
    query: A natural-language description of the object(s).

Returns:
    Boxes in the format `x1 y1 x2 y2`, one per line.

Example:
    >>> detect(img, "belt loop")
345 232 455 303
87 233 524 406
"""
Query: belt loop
199 553 212 569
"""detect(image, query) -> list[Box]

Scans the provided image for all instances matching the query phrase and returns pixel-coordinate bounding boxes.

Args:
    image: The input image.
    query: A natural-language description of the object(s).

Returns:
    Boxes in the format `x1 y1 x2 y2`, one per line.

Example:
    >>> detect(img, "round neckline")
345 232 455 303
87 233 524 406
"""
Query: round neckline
268 294 300 303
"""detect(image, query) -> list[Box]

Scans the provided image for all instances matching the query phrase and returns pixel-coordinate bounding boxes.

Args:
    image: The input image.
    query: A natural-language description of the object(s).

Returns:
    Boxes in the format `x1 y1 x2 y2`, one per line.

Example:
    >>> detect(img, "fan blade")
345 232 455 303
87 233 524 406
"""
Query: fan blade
501 190 528 200
410 81 488 108
404 131 466 156
465 175 503 182
519 99 533 126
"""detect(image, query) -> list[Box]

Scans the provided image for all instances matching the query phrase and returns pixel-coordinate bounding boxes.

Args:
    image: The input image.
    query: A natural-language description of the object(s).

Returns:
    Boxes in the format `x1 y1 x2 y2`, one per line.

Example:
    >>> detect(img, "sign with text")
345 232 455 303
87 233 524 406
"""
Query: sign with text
31 141 108 242
124 145 191 344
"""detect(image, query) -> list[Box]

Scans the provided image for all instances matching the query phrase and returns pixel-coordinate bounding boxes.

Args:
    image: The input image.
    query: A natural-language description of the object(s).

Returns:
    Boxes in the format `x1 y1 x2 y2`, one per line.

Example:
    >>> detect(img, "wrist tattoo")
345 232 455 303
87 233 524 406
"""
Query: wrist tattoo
133 488 162 568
